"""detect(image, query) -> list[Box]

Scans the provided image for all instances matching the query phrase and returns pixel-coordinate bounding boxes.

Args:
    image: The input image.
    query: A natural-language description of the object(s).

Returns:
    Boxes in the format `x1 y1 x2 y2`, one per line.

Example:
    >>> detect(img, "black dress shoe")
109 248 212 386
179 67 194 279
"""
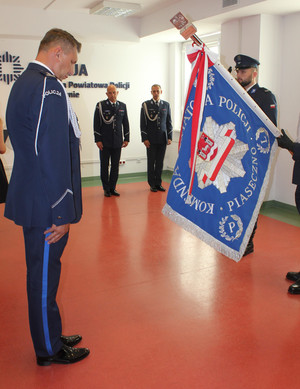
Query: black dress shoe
110 189 120 196
243 241 254 257
286 271 300 282
104 190 111 197
37 345 90 366
288 279 300 294
150 187 157 192
156 185 166 192
61 334 82 347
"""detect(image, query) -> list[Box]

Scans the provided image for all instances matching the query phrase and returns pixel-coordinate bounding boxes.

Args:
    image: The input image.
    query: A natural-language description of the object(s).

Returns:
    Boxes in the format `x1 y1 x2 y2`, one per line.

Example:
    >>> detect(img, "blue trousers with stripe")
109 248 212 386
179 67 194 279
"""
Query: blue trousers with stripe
23 227 69 357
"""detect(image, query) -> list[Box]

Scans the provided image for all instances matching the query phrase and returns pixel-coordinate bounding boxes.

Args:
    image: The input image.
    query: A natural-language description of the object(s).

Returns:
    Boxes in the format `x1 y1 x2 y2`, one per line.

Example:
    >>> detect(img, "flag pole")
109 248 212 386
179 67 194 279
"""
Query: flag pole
170 12 203 46
170 12 210 195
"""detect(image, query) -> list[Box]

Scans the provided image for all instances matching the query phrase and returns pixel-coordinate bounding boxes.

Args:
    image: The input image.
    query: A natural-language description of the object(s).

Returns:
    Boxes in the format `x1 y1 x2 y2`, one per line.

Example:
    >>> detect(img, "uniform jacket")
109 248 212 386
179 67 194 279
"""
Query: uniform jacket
248 83 277 126
5 62 82 228
140 99 173 144
292 143 300 185
93 99 129 148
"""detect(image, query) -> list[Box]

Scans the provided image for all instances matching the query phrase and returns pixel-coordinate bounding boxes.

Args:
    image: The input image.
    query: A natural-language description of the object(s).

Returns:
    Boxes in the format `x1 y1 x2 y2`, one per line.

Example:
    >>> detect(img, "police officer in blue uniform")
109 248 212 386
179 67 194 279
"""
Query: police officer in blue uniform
93 85 130 197
277 129 300 294
5 29 90 365
234 54 277 126
234 54 278 256
140 84 173 192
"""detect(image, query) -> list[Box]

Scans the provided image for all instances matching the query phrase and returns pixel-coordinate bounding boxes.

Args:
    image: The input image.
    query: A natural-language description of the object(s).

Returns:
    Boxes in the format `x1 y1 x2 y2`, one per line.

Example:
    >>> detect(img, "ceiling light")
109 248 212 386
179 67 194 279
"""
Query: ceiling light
90 1 141 17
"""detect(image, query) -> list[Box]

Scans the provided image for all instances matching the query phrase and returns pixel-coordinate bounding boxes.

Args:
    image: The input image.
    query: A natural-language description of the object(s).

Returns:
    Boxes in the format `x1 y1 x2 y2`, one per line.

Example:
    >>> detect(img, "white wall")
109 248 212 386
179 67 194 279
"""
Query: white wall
0 39 170 178
220 19 241 70
163 42 183 171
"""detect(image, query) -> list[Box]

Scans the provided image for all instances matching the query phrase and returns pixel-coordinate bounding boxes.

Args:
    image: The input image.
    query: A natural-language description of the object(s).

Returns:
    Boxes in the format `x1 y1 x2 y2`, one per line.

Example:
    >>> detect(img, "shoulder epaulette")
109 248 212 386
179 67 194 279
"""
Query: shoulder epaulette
46 72 56 78
39 69 57 79
259 86 270 93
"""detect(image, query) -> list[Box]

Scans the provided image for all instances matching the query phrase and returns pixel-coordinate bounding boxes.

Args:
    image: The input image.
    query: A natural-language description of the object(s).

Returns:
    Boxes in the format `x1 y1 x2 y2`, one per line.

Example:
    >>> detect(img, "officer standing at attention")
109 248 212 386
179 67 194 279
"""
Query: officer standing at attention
234 54 278 256
93 84 130 197
277 127 300 294
5 28 90 365
140 84 173 192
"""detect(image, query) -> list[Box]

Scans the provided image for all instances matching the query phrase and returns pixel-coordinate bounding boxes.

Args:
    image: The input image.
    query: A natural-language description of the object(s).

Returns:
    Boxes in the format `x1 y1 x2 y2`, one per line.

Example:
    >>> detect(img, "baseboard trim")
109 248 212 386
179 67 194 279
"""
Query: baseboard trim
261 200 297 214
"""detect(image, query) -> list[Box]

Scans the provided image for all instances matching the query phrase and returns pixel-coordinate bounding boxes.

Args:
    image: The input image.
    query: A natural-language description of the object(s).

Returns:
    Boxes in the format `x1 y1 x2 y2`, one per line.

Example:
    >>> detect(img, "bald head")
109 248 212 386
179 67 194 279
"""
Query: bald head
106 84 119 103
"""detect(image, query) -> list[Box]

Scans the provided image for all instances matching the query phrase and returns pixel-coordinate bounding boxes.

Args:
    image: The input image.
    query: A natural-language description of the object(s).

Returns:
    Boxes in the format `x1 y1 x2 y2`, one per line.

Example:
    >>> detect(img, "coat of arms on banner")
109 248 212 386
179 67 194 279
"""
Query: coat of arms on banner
163 45 280 262
196 116 249 194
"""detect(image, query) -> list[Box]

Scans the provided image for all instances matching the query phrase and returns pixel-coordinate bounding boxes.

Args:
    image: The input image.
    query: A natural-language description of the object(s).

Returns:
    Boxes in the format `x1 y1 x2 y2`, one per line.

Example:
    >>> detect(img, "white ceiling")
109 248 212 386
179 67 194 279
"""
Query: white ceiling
0 0 181 17
0 0 300 42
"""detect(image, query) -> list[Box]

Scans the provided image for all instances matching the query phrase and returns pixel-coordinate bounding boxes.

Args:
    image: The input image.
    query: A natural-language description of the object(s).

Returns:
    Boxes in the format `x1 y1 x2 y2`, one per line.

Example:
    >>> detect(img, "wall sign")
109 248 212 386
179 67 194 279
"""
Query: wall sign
65 64 130 98
0 53 131 98
0 51 24 85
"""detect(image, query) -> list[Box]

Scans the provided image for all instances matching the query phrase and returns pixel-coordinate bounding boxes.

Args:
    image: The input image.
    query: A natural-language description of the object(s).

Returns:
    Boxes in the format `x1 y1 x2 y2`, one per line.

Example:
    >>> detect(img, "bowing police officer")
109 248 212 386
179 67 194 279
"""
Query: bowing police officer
140 84 173 192
94 84 130 197
234 54 278 256
5 28 90 365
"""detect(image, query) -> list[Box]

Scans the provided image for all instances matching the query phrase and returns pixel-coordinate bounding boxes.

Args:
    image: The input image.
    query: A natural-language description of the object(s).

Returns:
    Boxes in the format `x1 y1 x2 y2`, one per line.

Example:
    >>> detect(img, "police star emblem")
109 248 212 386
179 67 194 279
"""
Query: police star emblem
0 51 24 85
195 116 249 194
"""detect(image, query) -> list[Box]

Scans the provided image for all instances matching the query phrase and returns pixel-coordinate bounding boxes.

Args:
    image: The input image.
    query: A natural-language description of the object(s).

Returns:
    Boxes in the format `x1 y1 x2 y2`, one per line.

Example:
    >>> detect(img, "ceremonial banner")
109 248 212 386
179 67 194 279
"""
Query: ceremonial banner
163 45 280 262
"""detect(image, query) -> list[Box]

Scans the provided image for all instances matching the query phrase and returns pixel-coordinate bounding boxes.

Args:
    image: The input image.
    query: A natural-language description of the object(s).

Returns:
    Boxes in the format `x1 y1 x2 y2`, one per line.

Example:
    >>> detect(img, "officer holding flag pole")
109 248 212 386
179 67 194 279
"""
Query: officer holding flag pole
234 54 278 256
277 121 300 294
